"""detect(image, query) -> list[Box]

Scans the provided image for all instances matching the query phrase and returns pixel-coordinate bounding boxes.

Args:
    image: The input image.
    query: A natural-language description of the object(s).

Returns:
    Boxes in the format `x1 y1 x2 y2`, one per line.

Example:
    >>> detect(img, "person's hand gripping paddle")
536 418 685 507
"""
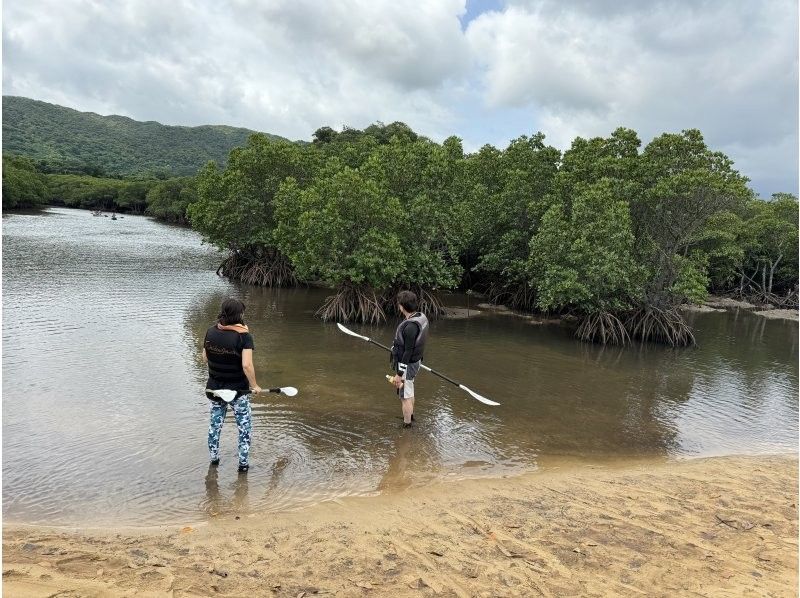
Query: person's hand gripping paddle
205 387 299 403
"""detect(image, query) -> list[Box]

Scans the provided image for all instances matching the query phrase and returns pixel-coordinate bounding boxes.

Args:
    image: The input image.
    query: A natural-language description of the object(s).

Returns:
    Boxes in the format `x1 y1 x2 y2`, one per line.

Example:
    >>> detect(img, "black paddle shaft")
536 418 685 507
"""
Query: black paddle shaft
368 338 391 352
422 366 462 388
367 338 464 388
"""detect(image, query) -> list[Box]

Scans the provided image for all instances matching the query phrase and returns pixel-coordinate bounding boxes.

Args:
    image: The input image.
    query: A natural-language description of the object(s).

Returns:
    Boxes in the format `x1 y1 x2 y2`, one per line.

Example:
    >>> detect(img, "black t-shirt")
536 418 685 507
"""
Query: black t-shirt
204 325 255 391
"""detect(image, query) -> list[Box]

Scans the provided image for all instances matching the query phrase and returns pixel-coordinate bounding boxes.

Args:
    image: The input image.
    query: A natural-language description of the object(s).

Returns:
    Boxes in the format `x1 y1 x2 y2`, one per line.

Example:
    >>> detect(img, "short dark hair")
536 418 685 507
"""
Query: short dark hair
397 290 418 313
218 298 246 325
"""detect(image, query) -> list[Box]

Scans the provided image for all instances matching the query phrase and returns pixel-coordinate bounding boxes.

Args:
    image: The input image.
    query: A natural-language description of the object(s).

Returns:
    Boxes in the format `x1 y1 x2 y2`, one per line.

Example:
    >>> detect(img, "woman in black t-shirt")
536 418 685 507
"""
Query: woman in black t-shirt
202 298 261 473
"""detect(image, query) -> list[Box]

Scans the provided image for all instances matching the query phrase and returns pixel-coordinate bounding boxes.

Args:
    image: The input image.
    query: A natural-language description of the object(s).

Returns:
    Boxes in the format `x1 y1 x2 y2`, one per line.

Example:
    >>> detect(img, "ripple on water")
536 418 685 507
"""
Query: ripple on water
2 207 798 526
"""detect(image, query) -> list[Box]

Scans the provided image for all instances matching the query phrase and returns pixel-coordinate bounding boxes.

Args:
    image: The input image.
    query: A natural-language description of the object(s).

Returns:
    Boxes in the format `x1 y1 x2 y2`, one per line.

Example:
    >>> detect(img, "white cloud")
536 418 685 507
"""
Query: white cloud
2 0 797 193
465 0 798 193
3 0 470 140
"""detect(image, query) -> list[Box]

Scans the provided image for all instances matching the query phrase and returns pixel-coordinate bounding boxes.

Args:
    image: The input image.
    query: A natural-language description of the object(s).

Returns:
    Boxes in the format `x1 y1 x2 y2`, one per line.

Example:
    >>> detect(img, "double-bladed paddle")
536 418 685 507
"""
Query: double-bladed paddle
336 322 500 406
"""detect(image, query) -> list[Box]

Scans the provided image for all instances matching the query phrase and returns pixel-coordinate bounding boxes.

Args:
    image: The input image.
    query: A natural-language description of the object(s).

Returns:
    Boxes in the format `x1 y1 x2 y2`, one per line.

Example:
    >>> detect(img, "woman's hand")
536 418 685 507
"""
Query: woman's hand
250 385 263 394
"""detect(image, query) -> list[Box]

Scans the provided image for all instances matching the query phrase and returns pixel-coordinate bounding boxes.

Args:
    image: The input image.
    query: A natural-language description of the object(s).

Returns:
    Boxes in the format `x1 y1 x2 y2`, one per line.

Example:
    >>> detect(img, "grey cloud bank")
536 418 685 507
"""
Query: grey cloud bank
3 0 797 195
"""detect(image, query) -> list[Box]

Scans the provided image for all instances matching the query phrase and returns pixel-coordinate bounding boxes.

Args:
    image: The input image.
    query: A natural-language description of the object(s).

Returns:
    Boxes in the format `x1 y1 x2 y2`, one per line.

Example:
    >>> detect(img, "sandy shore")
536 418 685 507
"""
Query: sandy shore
4 455 797 597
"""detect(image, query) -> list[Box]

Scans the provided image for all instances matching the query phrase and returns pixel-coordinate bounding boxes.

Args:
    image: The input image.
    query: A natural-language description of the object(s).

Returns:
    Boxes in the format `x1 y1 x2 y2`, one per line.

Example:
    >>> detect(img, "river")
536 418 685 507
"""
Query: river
3 207 797 526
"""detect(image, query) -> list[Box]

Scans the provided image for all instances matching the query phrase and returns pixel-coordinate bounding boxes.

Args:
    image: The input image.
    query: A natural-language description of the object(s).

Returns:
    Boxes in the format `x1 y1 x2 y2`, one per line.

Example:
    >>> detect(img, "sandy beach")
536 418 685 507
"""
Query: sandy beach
3 454 797 597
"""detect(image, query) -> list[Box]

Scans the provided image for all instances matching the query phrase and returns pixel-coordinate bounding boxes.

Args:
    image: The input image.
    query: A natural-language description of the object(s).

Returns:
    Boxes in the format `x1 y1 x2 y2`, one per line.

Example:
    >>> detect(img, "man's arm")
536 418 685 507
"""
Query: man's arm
392 322 419 388
395 322 419 376
201 348 208 363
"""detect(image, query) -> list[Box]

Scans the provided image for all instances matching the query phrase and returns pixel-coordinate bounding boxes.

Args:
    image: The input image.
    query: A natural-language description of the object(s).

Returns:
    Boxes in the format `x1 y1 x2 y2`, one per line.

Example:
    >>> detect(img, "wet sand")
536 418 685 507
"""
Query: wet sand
4 454 797 597
754 309 799 322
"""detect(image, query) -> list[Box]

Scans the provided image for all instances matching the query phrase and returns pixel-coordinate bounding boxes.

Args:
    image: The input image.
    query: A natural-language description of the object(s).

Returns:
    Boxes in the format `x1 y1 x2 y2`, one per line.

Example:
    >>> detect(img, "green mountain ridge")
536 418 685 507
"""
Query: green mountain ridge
2 96 290 176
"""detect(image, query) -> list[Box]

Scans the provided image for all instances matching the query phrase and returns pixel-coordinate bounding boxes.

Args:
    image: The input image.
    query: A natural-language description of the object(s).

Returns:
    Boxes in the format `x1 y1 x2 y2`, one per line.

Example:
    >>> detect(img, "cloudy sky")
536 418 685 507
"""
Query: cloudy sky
3 0 797 195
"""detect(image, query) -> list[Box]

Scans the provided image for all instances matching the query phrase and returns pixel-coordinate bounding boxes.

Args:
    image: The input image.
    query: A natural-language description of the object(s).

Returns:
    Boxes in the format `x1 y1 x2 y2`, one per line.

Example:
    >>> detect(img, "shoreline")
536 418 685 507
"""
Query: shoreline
4 450 774 532
5 454 797 596
446 294 799 323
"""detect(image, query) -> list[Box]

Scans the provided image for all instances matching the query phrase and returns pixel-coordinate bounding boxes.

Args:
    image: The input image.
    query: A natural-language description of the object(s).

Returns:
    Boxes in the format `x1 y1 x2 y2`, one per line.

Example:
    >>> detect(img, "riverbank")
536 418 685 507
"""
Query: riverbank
445 294 799 323
4 454 796 597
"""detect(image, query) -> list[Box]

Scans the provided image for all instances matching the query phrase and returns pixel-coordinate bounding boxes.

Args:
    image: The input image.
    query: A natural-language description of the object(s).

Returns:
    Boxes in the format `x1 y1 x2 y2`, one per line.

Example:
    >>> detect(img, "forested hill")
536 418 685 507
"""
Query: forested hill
2 96 289 176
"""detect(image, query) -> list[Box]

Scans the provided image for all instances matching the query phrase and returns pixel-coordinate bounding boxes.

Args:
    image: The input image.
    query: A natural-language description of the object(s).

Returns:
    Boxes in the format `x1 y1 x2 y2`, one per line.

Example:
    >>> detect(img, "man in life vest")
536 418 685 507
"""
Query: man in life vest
389 290 429 427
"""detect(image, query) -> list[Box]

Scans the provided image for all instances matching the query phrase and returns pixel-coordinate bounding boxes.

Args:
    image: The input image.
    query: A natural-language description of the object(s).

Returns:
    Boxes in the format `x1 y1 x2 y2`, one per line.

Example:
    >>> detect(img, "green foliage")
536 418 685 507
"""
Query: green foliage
145 177 197 223
632 129 751 306
360 136 464 289
669 253 710 305
736 194 799 296
467 133 561 292
13 100 795 338
2 155 51 209
117 180 151 213
554 127 642 204
530 179 640 313
189 136 320 251
47 174 130 210
3 96 287 178
275 167 405 288
44 171 193 221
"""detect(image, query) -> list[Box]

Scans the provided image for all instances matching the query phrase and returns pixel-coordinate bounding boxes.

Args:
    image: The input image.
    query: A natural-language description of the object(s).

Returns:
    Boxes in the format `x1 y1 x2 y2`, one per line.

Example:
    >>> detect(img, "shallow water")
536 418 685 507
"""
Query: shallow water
3 207 798 526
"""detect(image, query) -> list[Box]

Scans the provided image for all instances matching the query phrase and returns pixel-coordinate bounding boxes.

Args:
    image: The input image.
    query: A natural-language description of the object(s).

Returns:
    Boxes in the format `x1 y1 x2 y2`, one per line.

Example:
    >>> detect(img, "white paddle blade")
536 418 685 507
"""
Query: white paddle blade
281 386 299 397
207 389 237 403
336 322 370 341
459 384 500 406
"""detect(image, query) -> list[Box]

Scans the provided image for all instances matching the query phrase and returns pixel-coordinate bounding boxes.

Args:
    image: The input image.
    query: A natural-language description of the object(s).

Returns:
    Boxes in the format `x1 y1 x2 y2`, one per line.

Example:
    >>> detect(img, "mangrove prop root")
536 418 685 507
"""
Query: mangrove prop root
734 288 799 309
625 307 696 347
217 249 297 287
576 312 631 346
382 285 447 319
317 283 386 324
487 282 537 312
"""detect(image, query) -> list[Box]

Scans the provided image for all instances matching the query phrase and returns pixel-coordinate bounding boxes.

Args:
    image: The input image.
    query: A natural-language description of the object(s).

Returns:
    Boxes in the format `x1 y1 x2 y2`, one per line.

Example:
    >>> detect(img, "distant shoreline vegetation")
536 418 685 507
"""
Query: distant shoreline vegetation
3 114 797 347
2 155 195 224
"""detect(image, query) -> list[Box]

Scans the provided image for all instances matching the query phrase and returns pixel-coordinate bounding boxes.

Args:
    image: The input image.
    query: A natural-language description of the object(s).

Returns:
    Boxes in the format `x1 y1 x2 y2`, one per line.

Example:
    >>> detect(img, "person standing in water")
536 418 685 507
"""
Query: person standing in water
202 298 261 472
390 290 429 427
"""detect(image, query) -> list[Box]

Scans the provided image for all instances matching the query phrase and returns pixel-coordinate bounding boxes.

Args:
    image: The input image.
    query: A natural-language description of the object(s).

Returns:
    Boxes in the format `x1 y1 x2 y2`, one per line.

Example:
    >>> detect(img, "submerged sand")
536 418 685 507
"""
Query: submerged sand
3 455 797 597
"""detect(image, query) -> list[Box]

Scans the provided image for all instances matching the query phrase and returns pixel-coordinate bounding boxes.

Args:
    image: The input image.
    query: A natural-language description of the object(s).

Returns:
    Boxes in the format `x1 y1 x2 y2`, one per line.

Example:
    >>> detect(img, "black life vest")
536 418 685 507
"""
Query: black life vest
391 312 429 365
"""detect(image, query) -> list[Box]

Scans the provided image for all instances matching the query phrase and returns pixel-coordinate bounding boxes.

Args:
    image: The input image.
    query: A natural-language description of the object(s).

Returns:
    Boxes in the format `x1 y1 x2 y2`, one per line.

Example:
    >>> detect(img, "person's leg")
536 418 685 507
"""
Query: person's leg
232 394 252 471
401 378 415 425
208 400 228 464
401 397 414 424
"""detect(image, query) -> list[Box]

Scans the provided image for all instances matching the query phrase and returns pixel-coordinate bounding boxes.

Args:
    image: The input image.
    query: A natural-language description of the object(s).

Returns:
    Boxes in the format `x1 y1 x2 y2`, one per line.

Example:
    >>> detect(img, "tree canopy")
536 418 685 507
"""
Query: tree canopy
6 115 796 345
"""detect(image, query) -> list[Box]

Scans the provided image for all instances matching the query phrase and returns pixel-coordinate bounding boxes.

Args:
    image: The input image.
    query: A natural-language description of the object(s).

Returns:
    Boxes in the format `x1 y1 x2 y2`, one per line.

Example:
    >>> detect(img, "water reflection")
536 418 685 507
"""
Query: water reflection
203 465 250 517
378 429 415 492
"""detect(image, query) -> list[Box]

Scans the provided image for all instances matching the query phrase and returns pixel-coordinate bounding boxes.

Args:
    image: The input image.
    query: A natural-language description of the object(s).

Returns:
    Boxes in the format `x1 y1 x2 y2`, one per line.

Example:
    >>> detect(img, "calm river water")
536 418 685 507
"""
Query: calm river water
3 207 798 526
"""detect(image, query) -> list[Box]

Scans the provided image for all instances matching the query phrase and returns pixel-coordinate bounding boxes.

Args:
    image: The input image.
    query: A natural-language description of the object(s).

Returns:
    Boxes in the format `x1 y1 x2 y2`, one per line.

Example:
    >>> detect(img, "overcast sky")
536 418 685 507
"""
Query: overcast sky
3 0 797 196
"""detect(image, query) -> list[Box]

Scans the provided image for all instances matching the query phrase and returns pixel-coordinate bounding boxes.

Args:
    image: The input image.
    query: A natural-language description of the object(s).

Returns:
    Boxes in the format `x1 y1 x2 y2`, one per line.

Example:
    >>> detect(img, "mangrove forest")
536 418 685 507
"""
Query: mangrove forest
4 119 797 347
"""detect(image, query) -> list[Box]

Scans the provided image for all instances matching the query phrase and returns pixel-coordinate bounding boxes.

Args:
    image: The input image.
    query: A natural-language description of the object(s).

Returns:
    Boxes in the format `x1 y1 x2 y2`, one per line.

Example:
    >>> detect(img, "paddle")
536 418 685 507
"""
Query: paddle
336 323 500 406
206 387 299 403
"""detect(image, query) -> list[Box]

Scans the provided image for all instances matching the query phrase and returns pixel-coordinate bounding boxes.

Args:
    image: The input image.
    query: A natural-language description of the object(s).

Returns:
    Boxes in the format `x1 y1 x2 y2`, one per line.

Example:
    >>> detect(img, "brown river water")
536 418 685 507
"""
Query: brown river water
3 207 798 526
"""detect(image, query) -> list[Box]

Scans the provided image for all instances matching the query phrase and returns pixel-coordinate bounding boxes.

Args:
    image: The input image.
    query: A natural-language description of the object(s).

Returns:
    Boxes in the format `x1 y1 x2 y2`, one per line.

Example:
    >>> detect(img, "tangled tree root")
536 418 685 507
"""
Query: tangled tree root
217 248 297 287
735 288 799 309
626 307 696 347
382 284 447 319
317 282 386 324
486 282 537 312
576 311 631 345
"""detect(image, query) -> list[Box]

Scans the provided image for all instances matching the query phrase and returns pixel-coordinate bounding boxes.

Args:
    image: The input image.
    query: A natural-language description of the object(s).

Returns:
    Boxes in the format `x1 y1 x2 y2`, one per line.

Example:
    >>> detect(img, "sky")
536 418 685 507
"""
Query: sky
3 0 798 196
